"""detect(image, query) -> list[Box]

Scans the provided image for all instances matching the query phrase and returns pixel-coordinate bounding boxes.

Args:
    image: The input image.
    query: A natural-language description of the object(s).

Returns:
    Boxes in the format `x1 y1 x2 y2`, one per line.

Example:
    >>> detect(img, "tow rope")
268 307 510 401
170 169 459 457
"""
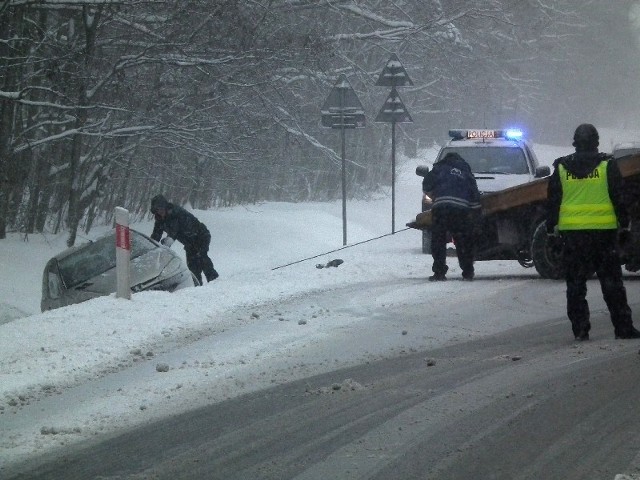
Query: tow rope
271 227 412 270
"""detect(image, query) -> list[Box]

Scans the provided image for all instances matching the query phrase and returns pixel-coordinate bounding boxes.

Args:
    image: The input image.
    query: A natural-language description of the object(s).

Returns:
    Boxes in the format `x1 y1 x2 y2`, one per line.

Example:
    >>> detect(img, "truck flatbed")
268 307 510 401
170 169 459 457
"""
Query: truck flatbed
408 154 640 230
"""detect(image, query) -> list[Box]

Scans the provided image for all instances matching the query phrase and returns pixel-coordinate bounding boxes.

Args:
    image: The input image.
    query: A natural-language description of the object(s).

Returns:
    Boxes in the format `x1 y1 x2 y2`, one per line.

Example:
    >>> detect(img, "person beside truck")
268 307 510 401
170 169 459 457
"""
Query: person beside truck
546 123 640 340
422 152 481 281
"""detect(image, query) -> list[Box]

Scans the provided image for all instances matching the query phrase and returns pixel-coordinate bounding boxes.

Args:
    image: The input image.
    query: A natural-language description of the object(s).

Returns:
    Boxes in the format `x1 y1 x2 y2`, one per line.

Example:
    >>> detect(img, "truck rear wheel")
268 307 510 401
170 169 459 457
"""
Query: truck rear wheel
531 220 563 279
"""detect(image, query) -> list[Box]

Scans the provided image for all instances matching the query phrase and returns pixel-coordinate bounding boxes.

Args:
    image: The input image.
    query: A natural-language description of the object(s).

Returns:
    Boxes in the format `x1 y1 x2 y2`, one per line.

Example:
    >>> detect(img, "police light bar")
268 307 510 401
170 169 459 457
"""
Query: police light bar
468 129 499 139
448 129 467 140
448 129 524 141
449 129 499 140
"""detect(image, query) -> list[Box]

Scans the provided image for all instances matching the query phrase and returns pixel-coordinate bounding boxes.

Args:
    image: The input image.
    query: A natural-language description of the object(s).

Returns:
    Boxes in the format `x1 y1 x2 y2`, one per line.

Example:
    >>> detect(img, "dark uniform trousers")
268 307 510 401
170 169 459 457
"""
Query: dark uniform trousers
561 230 633 337
431 205 476 277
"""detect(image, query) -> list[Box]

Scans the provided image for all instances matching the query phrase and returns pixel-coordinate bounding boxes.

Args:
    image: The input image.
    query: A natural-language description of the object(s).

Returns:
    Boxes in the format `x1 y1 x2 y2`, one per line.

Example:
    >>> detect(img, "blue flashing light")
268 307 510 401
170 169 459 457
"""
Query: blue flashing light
504 128 523 140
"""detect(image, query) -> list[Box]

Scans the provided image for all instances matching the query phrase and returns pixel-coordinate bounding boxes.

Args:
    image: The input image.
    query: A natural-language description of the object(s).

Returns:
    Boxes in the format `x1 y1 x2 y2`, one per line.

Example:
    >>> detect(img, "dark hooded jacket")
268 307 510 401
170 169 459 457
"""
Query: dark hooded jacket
150 195 210 250
546 151 629 232
422 152 481 211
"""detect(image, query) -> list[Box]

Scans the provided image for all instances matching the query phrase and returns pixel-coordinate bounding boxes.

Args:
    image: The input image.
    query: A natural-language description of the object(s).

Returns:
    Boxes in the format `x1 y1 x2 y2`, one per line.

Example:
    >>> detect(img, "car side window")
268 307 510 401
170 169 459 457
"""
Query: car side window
524 144 538 172
46 262 63 299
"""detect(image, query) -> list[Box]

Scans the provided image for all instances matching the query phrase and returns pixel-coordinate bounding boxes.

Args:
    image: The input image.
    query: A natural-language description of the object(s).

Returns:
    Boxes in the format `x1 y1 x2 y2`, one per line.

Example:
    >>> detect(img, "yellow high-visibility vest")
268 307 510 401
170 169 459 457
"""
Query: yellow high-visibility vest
558 160 618 230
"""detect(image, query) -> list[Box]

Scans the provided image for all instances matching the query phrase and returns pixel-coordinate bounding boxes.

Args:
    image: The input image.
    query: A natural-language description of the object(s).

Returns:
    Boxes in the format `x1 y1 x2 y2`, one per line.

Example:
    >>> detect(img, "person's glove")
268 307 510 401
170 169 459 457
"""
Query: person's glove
161 236 174 247
618 227 632 249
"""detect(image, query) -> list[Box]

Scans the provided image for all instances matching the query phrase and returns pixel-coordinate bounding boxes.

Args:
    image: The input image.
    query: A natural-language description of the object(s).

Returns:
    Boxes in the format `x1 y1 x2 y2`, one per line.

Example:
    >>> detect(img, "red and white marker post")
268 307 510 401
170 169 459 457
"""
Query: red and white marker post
115 207 131 300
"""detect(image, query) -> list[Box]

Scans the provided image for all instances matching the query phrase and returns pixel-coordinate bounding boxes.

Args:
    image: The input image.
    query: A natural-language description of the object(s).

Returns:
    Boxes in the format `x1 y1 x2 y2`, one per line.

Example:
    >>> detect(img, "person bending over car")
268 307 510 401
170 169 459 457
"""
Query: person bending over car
422 152 481 281
150 194 219 285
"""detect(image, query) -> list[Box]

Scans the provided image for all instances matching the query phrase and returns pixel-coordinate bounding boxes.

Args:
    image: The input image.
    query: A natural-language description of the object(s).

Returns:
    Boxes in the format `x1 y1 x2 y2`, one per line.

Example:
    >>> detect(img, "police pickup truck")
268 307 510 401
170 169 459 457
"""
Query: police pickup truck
413 128 555 276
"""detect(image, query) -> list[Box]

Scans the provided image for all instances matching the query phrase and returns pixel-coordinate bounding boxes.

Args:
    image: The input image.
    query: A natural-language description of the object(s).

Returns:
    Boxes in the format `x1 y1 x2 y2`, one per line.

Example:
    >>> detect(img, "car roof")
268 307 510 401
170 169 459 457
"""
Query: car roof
443 138 528 149
613 141 640 150
612 142 640 159
50 228 148 262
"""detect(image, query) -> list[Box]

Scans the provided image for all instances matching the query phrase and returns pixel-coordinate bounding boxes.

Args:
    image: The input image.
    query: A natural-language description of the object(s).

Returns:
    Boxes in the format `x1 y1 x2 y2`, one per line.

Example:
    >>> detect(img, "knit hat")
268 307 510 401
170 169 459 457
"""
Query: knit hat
572 123 599 151
150 194 169 213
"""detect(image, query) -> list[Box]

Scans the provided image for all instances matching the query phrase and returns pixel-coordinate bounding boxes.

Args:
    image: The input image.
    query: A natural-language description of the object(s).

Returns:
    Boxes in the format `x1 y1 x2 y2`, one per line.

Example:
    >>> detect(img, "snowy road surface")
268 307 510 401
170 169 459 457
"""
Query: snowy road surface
4 271 640 479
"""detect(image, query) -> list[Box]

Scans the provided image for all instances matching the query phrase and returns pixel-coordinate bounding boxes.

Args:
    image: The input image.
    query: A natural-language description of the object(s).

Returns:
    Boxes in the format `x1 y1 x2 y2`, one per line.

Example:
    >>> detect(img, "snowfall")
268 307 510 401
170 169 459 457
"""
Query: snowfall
0 133 637 475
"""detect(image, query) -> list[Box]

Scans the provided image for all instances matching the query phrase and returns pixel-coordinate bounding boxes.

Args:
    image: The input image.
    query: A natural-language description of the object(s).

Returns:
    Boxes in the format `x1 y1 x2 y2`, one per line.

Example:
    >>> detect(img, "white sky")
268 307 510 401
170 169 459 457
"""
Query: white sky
0 134 635 474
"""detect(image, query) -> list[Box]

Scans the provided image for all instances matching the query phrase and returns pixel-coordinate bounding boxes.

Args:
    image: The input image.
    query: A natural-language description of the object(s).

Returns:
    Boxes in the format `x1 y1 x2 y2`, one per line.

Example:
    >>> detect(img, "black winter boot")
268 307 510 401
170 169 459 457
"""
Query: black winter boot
615 326 640 339
428 273 447 282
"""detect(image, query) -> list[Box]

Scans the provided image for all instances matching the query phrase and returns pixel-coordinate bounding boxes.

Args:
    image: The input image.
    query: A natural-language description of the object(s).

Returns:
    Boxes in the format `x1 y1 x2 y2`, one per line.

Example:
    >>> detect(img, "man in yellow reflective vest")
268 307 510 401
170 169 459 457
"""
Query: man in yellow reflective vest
546 124 639 341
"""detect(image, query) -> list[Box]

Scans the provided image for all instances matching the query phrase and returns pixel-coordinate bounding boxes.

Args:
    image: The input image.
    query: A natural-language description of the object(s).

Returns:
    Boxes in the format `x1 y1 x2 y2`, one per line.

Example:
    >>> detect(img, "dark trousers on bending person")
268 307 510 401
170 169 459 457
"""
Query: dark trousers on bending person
431 206 476 278
561 230 633 337
185 232 218 285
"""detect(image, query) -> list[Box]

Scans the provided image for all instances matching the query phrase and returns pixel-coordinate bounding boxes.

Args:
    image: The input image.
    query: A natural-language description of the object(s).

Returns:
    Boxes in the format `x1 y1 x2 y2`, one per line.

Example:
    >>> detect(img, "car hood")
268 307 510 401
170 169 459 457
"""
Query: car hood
72 248 178 295
474 173 533 194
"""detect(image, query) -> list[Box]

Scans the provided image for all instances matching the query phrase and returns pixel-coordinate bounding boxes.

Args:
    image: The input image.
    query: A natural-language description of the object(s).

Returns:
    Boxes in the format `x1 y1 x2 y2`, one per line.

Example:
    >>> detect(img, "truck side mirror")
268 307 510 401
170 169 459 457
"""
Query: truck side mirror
535 166 551 178
416 165 430 177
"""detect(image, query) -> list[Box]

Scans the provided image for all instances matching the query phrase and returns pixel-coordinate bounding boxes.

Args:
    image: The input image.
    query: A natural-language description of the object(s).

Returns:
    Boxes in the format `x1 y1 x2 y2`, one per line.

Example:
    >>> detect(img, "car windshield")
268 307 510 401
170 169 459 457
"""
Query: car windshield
439 146 529 175
58 230 157 288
